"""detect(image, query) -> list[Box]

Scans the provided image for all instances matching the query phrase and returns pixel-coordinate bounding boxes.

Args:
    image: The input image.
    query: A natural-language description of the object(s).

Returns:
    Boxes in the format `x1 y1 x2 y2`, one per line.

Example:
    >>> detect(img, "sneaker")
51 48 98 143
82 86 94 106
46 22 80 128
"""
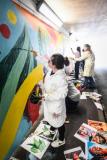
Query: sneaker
65 118 70 124
43 130 55 136
65 120 70 124
51 139 65 148
50 130 55 134
43 130 50 136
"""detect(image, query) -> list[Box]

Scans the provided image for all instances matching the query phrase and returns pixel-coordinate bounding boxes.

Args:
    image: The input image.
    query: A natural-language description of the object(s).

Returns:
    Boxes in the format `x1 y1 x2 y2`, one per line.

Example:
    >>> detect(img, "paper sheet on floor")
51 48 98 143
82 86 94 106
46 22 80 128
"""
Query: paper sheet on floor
21 135 50 159
80 94 87 99
88 119 107 132
94 102 103 110
64 146 86 160
86 141 107 160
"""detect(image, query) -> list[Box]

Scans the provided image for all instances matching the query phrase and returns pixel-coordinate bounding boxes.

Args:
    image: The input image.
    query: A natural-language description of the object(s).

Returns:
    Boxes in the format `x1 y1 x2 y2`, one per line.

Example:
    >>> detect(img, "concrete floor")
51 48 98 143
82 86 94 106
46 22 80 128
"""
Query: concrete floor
95 69 107 122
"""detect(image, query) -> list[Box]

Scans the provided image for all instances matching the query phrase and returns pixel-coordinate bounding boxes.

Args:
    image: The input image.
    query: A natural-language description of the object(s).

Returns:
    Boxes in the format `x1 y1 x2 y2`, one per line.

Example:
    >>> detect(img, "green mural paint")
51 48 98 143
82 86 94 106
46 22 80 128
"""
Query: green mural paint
0 25 30 128
28 51 34 73
0 28 25 101
16 49 31 92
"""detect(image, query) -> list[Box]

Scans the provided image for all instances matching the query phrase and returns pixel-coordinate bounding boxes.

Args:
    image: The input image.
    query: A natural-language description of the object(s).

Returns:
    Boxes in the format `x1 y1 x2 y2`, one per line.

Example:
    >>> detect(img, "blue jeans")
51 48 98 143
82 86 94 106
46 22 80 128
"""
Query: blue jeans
84 77 96 89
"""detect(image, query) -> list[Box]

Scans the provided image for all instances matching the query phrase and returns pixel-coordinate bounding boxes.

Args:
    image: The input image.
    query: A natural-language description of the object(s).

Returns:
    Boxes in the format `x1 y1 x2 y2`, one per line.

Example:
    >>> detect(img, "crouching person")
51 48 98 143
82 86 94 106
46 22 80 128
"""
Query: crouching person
66 81 80 114
41 54 68 148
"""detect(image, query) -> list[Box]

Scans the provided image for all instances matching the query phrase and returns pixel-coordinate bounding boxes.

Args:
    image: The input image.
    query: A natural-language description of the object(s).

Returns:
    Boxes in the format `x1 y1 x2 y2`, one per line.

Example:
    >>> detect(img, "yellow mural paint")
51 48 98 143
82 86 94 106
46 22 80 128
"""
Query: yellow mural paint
7 9 17 25
0 64 44 160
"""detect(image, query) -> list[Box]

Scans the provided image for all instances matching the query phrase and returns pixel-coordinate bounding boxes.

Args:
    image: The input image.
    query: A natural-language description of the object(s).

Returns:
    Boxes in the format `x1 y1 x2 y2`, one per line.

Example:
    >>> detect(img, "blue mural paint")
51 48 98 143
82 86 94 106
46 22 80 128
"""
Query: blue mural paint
5 116 32 160
28 26 40 53
0 0 25 62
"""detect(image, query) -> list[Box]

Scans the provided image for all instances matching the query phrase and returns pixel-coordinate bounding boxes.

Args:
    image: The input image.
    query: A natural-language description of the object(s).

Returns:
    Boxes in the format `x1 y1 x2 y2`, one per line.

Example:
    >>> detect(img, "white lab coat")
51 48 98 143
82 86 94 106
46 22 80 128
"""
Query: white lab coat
42 69 68 128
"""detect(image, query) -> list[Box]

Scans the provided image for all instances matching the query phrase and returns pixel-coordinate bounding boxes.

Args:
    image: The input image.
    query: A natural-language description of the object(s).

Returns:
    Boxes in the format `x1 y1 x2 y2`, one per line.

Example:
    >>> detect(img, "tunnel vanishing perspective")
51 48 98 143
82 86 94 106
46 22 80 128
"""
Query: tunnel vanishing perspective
0 0 107 160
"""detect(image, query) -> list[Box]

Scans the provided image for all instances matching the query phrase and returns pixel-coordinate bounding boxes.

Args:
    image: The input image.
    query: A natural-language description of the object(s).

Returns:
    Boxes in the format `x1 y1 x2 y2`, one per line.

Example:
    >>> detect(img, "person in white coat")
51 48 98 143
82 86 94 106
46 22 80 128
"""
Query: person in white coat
42 54 68 148
73 44 96 89
64 57 80 114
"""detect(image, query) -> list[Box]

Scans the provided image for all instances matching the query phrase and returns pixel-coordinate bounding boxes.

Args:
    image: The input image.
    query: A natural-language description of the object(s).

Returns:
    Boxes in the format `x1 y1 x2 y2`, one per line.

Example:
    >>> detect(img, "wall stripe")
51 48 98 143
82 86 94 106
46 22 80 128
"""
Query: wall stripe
0 26 30 127
0 26 25 100
28 51 34 73
16 49 32 92
0 64 43 160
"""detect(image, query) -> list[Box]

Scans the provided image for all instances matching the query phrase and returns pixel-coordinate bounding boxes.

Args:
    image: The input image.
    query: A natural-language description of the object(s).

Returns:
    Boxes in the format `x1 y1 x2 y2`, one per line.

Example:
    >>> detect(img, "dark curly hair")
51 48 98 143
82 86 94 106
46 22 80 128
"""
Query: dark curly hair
51 54 65 69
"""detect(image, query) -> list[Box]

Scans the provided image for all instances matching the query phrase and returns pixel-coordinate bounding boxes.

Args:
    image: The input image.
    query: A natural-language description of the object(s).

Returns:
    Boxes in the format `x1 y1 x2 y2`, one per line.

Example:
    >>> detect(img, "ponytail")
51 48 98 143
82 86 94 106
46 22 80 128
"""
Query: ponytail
64 57 70 66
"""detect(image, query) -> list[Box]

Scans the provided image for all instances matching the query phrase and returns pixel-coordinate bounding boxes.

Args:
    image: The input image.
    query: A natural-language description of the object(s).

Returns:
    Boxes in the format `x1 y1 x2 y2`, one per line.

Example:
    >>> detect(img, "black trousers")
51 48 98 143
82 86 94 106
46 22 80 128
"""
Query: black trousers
84 76 96 89
50 124 65 141
75 62 80 79
65 96 79 114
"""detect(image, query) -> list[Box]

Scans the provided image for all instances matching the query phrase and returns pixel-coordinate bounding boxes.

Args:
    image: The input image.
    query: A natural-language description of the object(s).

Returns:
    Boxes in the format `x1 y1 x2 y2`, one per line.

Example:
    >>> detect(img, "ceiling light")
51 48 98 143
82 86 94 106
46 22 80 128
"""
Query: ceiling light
38 2 63 28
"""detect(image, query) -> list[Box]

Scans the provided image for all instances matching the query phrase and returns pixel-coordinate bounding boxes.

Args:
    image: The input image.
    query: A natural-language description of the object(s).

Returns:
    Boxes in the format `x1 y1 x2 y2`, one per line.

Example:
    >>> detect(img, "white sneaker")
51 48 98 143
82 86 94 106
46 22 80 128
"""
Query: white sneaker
50 130 55 134
51 139 65 148
43 130 55 136
65 120 70 124
43 130 50 136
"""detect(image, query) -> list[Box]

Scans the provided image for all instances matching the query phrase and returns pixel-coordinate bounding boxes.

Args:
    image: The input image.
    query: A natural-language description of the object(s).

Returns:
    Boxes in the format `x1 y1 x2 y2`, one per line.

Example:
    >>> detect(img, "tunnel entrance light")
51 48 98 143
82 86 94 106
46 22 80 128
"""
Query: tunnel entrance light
38 2 63 28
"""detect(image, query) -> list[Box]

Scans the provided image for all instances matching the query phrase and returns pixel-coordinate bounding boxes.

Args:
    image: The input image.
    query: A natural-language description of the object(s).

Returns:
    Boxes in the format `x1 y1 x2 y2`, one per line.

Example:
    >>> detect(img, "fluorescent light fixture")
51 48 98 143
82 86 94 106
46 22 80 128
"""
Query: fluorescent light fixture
39 2 63 28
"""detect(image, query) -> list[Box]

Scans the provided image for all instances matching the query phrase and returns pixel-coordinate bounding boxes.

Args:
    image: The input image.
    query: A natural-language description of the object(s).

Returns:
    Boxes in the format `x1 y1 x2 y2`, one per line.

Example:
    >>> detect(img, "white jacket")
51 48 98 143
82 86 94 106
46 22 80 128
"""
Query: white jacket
75 51 95 77
42 69 68 128
68 81 80 102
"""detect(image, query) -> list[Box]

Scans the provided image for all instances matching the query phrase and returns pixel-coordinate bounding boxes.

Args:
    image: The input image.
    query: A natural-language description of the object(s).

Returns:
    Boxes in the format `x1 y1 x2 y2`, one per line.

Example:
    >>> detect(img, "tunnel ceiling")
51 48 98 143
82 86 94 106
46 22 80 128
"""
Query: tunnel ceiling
45 0 107 36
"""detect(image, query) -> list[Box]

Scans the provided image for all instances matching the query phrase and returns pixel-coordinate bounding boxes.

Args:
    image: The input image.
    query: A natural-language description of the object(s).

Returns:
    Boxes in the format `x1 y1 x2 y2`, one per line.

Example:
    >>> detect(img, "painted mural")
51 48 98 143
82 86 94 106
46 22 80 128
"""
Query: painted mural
0 0 64 159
